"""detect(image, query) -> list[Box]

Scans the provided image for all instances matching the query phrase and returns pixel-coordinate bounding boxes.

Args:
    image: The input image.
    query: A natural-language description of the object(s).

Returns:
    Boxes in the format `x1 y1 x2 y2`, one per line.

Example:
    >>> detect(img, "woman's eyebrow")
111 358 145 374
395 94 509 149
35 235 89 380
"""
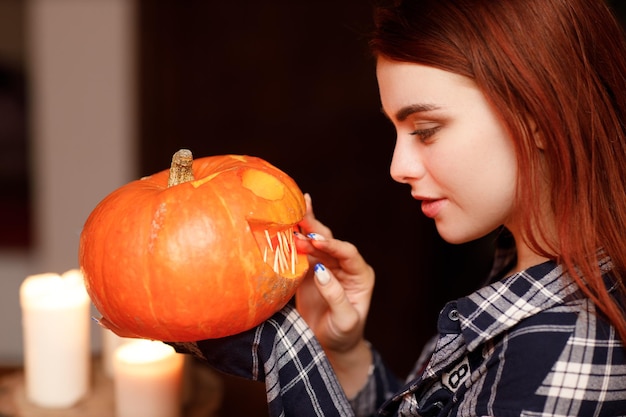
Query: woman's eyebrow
394 103 441 121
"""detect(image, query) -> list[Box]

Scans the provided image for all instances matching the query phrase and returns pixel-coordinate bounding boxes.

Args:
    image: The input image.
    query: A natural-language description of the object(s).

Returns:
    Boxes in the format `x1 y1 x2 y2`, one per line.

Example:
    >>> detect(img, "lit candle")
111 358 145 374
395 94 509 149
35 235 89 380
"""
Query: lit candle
19 269 91 408
113 339 185 417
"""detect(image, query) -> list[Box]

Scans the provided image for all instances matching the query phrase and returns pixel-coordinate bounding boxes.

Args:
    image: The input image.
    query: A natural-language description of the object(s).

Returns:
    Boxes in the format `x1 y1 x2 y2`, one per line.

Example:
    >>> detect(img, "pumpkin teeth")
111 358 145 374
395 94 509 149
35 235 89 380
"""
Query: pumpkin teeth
261 228 297 275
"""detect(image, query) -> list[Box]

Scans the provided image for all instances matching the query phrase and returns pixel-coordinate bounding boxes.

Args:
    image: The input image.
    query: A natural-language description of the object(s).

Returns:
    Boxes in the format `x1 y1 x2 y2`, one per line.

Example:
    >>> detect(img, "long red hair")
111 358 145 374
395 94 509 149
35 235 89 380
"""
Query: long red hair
370 0 626 343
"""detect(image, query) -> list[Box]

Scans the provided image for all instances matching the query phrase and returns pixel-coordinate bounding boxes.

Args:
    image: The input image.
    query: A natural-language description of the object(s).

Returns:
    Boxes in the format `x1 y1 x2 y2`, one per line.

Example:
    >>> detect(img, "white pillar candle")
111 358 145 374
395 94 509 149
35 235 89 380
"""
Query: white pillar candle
113 339 185 417
19 269 91 408
102 327 134 378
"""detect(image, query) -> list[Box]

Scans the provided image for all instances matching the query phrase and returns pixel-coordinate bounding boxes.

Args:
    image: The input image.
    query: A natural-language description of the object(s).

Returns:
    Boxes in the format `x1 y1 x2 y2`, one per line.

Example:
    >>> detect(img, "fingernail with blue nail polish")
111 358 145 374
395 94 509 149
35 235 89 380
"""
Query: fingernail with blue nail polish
307 233 326 241
294 231 307 240
314 263 330 285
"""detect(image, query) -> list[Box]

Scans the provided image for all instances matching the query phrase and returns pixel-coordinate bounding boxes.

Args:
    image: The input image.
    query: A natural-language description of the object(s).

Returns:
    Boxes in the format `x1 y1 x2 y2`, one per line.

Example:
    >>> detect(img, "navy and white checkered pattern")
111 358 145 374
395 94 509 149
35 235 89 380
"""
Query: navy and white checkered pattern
169 303 355 416
170 235 626 416
368 252 626 416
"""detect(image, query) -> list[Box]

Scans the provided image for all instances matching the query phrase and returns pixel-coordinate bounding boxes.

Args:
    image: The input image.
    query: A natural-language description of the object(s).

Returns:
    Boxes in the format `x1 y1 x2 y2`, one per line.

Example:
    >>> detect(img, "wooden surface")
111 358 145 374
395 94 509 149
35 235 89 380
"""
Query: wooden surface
0 357 222 417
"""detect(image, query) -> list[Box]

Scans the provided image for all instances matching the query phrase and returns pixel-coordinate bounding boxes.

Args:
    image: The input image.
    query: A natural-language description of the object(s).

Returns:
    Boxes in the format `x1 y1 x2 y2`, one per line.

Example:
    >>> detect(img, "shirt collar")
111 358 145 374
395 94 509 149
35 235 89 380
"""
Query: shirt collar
456 259 580 352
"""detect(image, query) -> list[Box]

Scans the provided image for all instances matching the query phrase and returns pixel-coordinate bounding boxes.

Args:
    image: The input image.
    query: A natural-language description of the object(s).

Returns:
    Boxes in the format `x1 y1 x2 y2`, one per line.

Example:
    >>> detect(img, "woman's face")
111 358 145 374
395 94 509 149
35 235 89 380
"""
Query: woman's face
377 57 519 244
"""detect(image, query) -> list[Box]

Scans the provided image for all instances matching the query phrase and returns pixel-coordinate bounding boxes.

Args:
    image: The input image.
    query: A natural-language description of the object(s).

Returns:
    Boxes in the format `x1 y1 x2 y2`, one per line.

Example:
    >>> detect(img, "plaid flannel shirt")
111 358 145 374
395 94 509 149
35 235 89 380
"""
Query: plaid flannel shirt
170 235 626 416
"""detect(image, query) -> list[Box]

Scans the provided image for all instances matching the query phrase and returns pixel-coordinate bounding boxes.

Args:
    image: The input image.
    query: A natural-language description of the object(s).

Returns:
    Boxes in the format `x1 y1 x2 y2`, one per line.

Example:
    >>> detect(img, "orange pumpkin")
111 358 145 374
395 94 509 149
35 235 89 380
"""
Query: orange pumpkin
79 150 308 342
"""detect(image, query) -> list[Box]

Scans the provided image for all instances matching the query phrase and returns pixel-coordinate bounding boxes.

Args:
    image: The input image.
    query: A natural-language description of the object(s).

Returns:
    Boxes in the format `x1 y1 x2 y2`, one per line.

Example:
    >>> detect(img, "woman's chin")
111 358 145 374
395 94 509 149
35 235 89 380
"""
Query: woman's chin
435 223 495 245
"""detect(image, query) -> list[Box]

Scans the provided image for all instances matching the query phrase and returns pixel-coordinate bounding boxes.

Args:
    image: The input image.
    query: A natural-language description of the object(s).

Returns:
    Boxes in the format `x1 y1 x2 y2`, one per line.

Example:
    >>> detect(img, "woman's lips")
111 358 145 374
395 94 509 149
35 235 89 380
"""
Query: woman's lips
421 199 446 218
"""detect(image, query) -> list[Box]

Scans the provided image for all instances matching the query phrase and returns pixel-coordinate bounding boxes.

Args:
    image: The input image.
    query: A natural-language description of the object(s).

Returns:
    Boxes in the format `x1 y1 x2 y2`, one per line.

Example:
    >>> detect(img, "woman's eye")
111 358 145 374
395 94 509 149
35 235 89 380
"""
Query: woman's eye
409 126 440 142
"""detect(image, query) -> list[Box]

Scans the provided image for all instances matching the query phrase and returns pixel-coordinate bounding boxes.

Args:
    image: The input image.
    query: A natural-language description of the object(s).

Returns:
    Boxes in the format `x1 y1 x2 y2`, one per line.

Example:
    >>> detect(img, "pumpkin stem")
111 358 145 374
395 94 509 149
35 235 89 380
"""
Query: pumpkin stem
168 149 195 187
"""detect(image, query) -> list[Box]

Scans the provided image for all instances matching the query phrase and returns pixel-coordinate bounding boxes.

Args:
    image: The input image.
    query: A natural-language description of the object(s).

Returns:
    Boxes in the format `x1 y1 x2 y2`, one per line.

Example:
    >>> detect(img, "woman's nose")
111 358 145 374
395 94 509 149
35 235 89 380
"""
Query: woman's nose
390 138 425 184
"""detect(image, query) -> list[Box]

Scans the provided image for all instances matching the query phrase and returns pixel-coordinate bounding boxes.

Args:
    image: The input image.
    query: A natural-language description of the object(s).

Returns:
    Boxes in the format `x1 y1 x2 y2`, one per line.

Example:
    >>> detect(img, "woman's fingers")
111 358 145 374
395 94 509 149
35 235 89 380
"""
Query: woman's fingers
312 264 360 337
308 235 371 277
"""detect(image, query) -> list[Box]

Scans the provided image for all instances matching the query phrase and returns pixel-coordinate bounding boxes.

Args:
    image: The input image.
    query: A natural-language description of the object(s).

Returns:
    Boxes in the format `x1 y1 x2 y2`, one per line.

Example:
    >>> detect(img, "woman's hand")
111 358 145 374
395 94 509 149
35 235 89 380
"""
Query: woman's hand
295 194 375 398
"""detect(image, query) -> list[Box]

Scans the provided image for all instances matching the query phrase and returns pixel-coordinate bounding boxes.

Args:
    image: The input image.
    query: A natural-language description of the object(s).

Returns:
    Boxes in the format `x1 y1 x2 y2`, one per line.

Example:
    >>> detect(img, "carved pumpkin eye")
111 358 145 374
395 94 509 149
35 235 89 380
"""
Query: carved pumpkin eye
79 150 308 342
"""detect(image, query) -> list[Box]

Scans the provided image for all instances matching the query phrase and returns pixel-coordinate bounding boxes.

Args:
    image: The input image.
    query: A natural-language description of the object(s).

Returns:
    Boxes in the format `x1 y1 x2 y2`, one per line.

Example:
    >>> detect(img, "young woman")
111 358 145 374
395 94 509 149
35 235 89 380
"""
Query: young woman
170 0 626 415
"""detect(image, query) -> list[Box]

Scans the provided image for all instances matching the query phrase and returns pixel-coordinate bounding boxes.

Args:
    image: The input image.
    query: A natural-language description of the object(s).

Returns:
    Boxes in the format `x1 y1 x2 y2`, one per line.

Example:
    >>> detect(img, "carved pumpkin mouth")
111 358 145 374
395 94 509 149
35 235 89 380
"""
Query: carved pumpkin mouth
251 225 306 278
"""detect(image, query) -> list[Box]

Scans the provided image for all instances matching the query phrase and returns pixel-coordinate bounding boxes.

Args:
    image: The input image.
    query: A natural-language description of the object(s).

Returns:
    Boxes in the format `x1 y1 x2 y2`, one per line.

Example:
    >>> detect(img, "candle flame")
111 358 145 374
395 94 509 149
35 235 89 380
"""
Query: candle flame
115 340 177 364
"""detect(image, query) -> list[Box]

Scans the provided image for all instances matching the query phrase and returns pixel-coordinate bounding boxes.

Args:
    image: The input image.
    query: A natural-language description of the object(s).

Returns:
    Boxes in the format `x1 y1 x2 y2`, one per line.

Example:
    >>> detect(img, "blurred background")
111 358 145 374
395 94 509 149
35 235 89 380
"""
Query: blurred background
1 0 625 415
